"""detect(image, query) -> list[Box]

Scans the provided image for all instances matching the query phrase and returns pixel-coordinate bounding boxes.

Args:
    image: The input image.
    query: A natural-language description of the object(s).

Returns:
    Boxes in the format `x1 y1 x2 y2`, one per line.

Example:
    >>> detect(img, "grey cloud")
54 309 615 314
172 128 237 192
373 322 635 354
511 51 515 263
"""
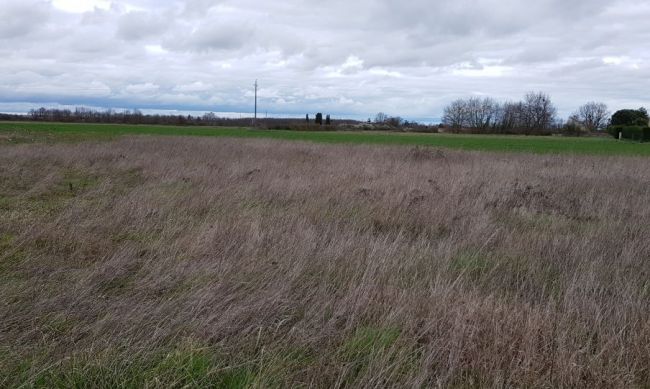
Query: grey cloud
0 0 649 119
117 11 169 40
0 0 50 39
181 0 226 17
164 20 255 52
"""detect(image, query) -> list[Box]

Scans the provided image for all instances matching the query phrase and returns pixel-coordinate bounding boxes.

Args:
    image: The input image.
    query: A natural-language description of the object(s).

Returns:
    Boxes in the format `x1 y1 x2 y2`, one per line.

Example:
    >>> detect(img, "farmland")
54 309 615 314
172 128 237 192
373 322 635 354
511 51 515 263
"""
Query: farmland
1 121 650 156
1 128 649 387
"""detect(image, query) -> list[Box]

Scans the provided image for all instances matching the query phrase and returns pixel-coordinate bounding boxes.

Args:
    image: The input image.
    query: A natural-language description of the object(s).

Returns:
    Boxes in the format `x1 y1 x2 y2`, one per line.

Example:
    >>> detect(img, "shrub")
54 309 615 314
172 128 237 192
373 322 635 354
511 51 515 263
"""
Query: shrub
607 125 650 142
561 122 587 137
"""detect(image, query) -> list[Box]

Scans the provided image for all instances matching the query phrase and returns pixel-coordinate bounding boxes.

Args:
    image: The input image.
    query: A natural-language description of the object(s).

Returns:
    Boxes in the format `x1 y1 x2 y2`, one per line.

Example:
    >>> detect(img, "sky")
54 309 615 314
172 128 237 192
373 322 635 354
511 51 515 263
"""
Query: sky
1 0 649 121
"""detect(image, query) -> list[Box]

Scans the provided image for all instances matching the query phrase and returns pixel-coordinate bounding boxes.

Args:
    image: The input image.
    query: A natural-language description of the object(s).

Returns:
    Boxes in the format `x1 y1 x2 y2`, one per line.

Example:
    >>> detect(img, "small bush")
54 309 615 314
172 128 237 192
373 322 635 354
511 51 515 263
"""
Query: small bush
561 122 587 137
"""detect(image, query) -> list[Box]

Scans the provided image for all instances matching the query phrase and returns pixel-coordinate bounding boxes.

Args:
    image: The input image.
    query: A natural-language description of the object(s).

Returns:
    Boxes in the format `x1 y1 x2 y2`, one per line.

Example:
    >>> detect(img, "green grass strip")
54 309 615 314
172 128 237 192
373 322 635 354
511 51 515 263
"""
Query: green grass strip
1 121 648 156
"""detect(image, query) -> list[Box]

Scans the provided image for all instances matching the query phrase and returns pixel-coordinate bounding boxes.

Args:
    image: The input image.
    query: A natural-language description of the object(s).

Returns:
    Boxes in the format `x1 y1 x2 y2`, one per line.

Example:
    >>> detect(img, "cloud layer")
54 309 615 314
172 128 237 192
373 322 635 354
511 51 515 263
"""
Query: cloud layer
1 0 649 119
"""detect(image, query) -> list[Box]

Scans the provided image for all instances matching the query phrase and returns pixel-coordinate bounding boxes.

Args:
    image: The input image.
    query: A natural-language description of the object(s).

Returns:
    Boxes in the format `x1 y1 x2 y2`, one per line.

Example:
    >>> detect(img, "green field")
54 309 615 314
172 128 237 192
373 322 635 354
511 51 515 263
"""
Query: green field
1 121 649 156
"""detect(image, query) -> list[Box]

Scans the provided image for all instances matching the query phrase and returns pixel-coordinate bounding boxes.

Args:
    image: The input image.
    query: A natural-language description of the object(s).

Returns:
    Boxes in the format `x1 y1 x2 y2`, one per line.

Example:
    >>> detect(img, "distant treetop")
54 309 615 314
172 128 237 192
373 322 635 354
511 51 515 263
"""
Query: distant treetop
610 108 649 127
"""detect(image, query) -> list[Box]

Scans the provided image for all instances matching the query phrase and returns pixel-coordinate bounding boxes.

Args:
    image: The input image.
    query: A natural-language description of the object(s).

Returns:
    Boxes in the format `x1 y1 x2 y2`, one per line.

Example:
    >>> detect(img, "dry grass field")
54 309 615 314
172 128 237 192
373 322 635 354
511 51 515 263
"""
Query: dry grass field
1 135 649 387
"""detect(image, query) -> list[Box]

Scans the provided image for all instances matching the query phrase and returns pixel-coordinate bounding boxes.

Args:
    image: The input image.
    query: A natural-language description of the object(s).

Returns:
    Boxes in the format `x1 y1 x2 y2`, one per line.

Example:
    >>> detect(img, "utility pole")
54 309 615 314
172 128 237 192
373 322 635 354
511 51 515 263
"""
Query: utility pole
253 79 258 127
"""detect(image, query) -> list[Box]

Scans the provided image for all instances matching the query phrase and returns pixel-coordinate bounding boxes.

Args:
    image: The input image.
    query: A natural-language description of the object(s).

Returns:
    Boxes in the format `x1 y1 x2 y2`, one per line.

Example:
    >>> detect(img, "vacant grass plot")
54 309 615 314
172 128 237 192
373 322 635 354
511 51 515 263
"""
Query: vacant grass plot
2 121 650 156
0 136 649 387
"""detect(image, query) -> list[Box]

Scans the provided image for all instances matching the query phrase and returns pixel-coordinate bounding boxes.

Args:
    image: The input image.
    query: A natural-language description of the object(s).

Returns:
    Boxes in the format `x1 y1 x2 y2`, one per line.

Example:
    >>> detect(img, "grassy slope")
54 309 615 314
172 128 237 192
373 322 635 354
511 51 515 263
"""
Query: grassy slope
1 121 649 156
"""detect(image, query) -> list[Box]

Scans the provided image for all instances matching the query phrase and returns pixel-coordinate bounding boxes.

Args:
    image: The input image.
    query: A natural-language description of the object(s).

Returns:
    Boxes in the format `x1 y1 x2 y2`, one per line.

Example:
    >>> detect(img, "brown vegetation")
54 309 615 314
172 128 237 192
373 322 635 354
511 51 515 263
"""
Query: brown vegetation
0 136 649 387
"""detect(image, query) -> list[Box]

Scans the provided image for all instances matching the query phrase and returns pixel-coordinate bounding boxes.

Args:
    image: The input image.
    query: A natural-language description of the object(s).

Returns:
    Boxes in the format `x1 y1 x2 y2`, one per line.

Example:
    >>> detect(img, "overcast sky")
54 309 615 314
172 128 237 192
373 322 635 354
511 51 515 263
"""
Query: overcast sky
1 0 649 120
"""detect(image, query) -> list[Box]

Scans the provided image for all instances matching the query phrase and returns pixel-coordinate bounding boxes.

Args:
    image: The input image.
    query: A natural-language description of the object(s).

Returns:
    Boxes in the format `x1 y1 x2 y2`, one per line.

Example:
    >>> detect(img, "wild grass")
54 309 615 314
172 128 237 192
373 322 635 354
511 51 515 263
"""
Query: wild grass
0 136 649 387
2 121 650 156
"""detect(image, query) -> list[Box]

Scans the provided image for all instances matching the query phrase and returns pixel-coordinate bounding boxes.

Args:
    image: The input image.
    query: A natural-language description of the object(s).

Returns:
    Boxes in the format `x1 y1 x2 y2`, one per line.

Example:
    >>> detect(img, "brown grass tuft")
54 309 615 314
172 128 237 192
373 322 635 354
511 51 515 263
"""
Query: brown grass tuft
0 136 649 387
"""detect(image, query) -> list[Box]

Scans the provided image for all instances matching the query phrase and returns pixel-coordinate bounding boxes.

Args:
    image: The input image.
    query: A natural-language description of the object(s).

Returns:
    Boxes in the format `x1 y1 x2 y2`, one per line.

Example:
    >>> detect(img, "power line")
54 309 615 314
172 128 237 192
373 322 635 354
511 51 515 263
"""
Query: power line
253 79 258 127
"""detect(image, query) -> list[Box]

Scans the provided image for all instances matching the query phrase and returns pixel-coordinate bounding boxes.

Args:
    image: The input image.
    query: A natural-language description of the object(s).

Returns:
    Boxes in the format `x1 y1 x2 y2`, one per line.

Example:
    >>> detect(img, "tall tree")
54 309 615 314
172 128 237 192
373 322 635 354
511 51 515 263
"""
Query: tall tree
466 97 499 129
575 102 609 131
442 99 468 128
521 91 557 134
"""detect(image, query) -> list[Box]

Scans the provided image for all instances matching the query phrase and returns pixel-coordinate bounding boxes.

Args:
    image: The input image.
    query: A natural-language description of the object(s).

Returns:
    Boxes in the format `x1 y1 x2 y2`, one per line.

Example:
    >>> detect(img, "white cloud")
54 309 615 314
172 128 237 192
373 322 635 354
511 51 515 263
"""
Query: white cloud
145 45 168 55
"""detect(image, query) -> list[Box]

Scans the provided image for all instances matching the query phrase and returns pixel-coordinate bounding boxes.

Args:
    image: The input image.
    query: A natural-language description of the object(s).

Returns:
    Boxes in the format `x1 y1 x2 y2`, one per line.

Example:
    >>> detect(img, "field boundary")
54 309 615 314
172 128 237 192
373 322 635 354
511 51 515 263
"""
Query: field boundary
1 121 649 156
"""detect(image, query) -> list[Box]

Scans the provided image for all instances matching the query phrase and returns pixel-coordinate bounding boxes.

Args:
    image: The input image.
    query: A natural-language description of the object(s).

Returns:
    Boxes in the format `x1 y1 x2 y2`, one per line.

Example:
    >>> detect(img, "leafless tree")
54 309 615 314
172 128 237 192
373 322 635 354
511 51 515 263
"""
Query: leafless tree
466 97 499 129
374 112 388 123
521 91 557 134
443 97 511 132
497 101 521 131
575 102 609 132
442 99 469 129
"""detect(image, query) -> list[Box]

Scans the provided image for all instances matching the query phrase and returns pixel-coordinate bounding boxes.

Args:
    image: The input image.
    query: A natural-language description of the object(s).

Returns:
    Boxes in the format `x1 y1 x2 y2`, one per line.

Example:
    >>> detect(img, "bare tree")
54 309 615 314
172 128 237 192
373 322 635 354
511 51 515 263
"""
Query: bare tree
466 97 499 129
442 99 468 129
575 102 609 132
521 91 557 134
440 92 558 134
374 112 388 123
443 97 501 131
497 101 522 132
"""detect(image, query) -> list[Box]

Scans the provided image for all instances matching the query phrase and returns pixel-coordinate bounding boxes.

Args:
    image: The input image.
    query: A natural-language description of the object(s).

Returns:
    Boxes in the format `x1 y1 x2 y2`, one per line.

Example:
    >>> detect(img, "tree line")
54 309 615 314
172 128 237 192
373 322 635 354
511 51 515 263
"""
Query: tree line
441 92 612 135
1 98 646 139
0 107 208 125
0 107 358 128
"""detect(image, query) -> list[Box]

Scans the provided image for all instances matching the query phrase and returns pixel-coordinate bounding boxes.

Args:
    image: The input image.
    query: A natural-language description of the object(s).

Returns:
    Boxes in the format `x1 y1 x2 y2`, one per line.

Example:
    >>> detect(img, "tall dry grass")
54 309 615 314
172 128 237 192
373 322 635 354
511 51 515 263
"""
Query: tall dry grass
0 136 649 387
